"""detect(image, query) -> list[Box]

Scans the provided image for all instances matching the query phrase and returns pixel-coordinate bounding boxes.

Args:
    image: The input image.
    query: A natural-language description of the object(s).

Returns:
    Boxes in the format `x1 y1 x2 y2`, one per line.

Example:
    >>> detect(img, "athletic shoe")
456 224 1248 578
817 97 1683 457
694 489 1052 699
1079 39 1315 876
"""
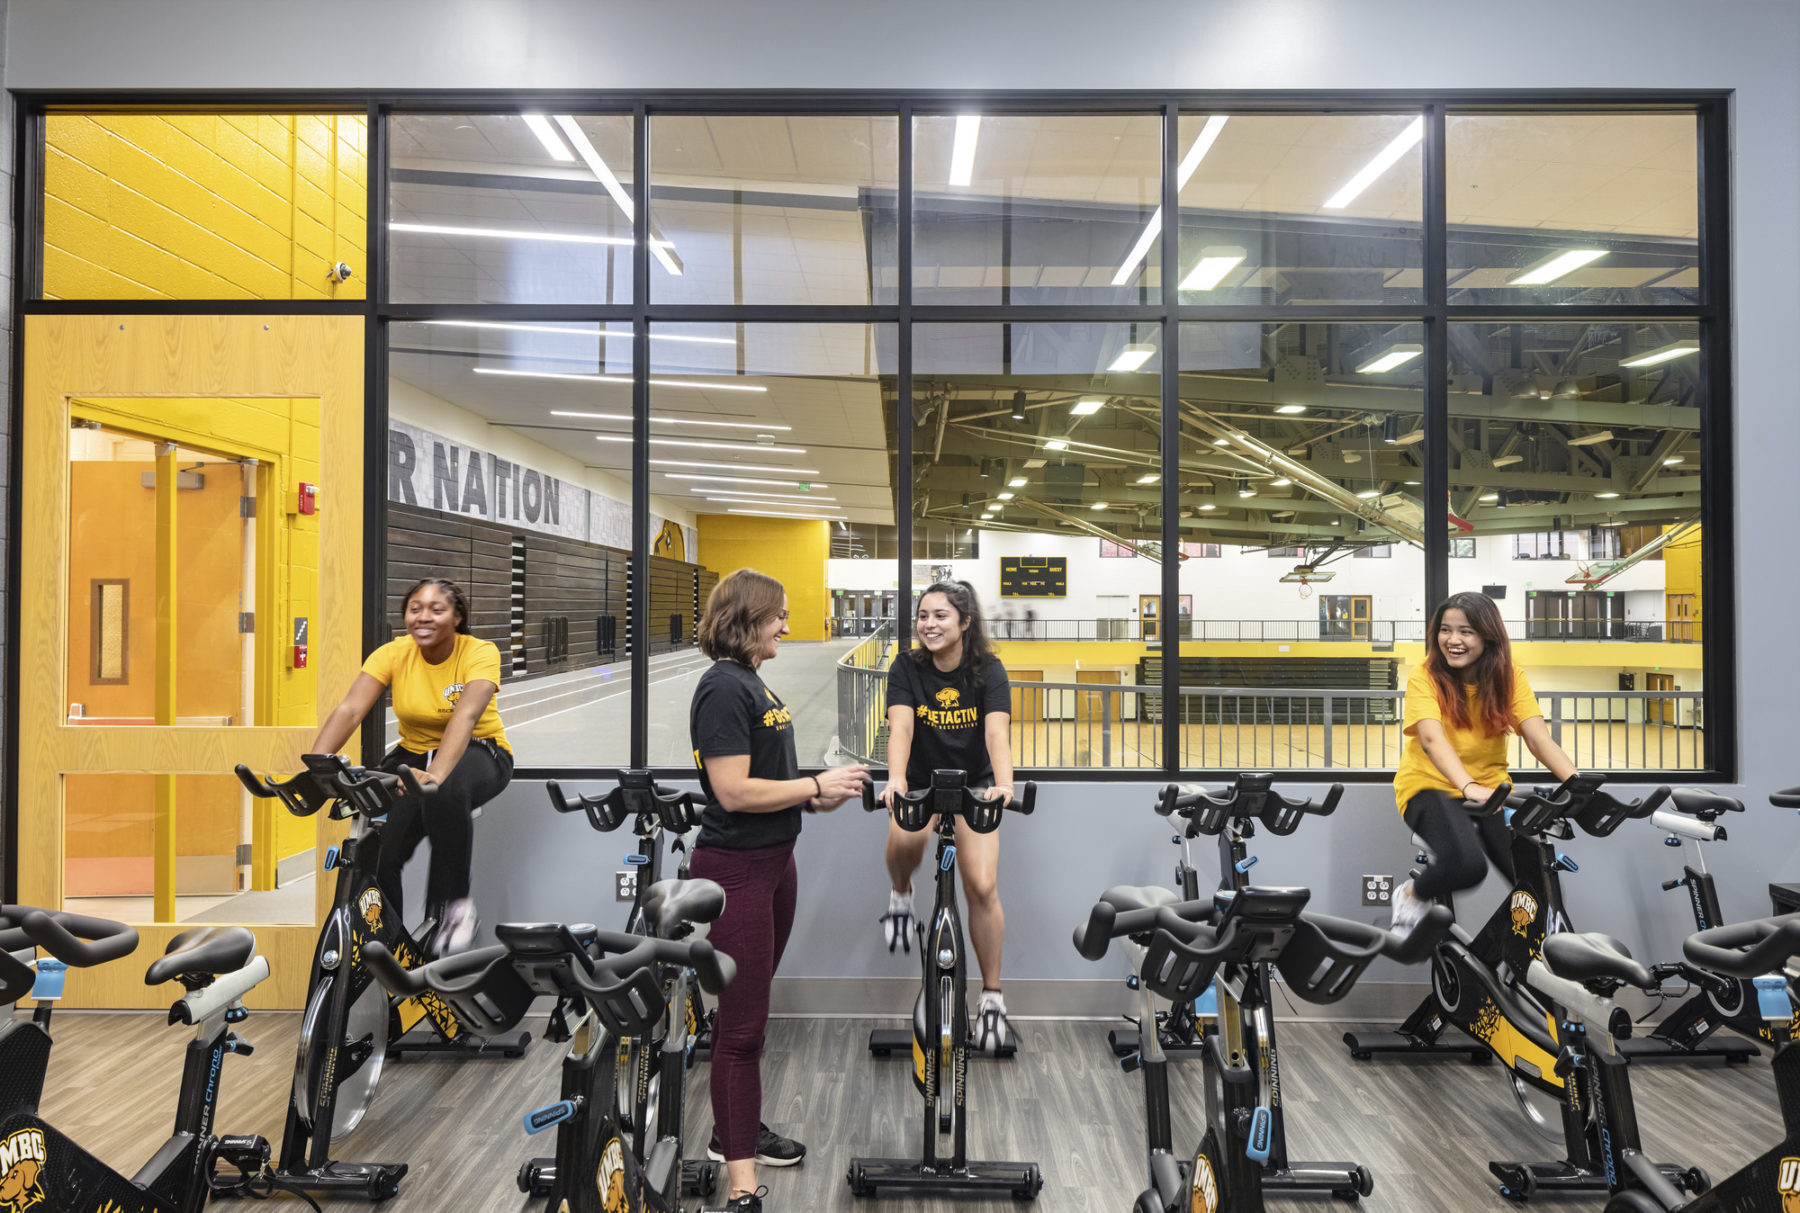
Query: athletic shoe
880 889 917 954
716 1187 768 1213
976 988 1011 1055
436 898 479 956
1389 879 1429 938
707 1123 806 1167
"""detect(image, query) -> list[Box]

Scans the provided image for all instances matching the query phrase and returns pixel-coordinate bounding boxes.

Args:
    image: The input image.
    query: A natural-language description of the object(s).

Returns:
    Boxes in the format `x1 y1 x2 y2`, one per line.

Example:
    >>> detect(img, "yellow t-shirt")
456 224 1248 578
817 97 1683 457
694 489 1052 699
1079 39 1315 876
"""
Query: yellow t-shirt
1393 663 1540 813
361 633 511 756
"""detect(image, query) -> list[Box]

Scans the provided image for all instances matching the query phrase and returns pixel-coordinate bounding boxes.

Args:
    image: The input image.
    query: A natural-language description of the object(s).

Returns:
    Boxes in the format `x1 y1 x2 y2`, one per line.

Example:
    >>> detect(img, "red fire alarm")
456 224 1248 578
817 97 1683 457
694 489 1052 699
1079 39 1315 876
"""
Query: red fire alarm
292 617 309 669
297 482 318 515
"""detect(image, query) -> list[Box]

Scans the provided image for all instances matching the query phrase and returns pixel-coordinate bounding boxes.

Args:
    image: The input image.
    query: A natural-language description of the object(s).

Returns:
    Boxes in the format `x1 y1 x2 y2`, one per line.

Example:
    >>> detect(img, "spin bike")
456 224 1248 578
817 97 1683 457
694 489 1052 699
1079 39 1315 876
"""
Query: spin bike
1502 914 1800 1210
364 878 734 1212
0 905 277 1211
847 769 1042 1201
236 753 532 1201
547 771 716 1057
1107 773 1343 1062
1075 882 1451 1213
1628 786 1788 1060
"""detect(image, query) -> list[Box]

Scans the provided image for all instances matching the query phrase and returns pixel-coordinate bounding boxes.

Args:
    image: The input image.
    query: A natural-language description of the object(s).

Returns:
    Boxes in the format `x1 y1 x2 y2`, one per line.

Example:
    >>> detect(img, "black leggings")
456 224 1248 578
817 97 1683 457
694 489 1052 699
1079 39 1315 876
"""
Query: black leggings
1404 789 1516 901
377 739 513 920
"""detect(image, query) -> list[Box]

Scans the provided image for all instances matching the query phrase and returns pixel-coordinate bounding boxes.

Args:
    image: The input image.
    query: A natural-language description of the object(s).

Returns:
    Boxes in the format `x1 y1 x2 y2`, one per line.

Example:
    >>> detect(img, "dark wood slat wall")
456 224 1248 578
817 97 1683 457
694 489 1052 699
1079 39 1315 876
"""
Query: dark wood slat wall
697 567 719 639
388 503 701 681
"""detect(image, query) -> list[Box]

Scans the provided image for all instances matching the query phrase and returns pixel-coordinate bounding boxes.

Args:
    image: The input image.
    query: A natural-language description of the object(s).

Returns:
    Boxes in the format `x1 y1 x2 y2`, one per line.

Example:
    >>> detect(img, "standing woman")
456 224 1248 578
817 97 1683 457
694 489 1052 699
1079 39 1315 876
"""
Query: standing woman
1388 591 1579 933
878 580 1017 1052
308 577 512 954
689 569 869 1213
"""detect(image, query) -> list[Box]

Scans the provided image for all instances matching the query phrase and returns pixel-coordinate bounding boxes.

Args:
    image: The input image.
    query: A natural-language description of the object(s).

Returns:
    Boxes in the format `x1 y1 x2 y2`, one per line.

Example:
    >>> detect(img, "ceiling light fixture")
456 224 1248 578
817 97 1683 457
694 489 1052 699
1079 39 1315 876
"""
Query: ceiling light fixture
1491 454 1524 467
1479 493 1499 502
1112 115 1229 284
1212 437 1231 447
552 115 683 277
706 497 843 511
1090 502 1109 510
474 367 767 392
1275 404 1307 415
1595 491 1621 499
1044 439 1070 451
1179 245 1247 292
1071 398 1105 416
1356 489 1380 499
949 114 981 186
1510 248 1607 286
392 221 641 247
1392 428 1425 446
1323 115 1424 209
661 473 827 487
1008 477 1027 487
1198 503 1217 511
1663 456 1685 465
997 491 1015 500
1108 344 1156 372
1270 478 1292 487
1621 340 1701 368
725 508 839 522
1010 390 1027 422
1238 489 1255 498
1136 474 1161 484
551 410 789 431
651 459 818 474
1568 430 1615 447
593 435 807 454
424 319 734 345
1357 343 1424 374
523 114 576 161
690 488 837 501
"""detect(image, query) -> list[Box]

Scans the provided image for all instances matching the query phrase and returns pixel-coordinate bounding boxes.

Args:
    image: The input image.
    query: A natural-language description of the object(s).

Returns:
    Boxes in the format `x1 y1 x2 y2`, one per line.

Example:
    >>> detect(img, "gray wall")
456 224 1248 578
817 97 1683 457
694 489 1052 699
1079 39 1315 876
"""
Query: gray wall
9 0 1800 1002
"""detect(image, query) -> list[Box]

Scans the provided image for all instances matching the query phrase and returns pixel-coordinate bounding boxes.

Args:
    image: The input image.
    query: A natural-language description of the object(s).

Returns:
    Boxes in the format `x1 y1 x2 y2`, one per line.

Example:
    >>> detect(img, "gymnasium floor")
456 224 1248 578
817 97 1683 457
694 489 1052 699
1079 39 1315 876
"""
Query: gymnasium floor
32 1008 1783 1211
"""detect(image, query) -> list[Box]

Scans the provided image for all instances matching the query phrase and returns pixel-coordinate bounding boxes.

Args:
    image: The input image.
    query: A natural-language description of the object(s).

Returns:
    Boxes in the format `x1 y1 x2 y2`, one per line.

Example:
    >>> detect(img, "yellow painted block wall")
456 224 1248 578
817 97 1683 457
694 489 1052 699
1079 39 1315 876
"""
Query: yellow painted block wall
45 114 368 301
696 515 830 642
1663 523 1703 645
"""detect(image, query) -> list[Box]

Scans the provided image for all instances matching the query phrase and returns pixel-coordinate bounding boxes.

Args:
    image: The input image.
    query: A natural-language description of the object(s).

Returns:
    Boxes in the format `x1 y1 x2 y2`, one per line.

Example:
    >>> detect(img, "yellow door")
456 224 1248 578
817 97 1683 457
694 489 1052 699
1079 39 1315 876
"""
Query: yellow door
20 314 364 1008
1140 595 1159 641
1009 670 1044 723
1646 672 1676 725
1350 596 1372 641
1076 669 1121 726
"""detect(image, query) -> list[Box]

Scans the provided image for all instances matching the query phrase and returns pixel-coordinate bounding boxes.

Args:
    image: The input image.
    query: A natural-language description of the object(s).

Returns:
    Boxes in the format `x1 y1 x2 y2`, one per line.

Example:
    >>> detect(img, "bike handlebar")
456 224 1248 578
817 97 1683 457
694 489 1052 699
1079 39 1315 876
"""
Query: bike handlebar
862 769 1036 834
545 769 708 835
1 905 140 969
1156 772 1343 838
1463 773 1668 839
1683 914 1800 982
1771 786 1800 810
235 754 426 821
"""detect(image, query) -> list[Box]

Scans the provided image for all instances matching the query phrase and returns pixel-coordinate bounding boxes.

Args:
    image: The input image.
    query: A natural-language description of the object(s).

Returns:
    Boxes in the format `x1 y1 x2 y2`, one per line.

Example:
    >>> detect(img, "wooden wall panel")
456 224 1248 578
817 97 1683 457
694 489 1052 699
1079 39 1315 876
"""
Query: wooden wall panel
648 556 697 656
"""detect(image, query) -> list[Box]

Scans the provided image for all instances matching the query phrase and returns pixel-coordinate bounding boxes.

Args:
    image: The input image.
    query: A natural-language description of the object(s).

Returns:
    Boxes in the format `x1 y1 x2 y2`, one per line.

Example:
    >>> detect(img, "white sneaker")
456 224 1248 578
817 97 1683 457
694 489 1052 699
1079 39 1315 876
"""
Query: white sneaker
976 988 1011 1055
1389 879 1428 938
881 889 916 954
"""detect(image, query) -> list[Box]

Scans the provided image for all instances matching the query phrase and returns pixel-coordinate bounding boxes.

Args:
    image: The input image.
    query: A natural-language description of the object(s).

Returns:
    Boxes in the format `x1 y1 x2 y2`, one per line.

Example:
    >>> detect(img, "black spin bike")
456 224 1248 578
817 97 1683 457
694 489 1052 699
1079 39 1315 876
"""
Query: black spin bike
847 769 1042 1201
236 753 532 1201
365 879 733 1213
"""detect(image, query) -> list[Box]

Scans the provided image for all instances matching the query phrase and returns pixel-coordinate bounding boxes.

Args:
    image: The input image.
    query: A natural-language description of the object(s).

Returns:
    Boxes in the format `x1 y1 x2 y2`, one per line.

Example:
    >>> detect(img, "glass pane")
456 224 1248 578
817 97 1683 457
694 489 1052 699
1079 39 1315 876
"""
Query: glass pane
1178 113 1424 307
649 323 898 766
44 113 368 301
914 113 1162 305
1447 113 1699 305
386 319 633 765
389 113 635 304
1447 321 1705 771
64 772 309 923
650 115 898 305
912 322 1163 768
67 428 249 727
1177 321 1428 769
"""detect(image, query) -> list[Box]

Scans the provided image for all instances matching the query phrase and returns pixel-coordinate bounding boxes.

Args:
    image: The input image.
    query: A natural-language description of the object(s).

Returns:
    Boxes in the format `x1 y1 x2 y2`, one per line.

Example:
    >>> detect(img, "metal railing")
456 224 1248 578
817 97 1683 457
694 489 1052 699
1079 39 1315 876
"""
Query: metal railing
836 622 895 763
984 618 1698 645
833 670 1706 773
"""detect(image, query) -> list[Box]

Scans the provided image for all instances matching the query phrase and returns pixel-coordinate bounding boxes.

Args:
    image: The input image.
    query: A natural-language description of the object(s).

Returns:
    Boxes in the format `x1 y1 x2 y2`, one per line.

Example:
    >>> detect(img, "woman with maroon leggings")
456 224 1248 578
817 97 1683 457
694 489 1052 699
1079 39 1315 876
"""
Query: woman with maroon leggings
688 569 869 1212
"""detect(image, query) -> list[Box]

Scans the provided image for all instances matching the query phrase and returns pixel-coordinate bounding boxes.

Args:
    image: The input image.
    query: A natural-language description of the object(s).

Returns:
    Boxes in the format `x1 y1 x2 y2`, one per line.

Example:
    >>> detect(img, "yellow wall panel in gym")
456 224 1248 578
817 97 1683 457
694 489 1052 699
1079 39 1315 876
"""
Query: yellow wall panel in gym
43 113 368 300
697 514 830 642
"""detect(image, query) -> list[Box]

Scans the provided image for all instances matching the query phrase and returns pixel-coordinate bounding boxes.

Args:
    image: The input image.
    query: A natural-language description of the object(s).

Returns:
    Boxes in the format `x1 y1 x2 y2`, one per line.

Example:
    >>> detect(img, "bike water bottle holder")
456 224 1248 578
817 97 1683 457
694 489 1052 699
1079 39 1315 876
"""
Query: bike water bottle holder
892 796 936 833
1273 917 1381 1005
1138 927 1226 1005
963 795 1004 834
587 965 671 1038
425 950 538 1036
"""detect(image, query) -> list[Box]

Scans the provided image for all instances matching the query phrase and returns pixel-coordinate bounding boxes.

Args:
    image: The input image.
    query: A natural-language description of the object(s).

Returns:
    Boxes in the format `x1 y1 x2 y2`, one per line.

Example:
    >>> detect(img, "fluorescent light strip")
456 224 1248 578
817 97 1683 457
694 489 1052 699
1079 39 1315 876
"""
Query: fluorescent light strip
1323 116 1424 209
1180 250 1246 292
1108 344 1155 372
1510 248 1606 286
425 319 734 345
552 115 683 277
1621 340 1700 368
1071 399 1105 416
653 459 818 474
592 434 808 454
701 491 839 503
523 114 575 161
1274 404 1307 415
949 115 981 186
392 221 635 247
1111 115 1229 285
726 508 839 521
662 473 829 487
551 410 789 431
1356 343 1423 374
706 494 842 507
474 367 767 393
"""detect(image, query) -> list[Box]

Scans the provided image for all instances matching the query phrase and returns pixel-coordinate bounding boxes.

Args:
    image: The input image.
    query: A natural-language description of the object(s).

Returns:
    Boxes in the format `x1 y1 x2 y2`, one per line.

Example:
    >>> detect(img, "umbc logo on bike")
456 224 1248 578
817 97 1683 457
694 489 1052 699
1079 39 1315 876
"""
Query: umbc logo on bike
596 1134 627 1212
358 887 384 932
1509 890 1539 936
1190 1150 1218 1213
1778 1154 1800 1211
0 1127 46 1213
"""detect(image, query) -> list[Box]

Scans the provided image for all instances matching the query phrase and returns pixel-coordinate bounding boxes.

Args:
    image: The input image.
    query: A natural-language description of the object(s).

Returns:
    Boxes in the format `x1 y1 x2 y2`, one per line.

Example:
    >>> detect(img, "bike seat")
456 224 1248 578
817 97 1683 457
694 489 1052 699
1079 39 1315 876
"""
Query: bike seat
1667 788 1744 819
1100 885 1183 915
1541 932 1653 990
145 926 256 987
644 879 725 935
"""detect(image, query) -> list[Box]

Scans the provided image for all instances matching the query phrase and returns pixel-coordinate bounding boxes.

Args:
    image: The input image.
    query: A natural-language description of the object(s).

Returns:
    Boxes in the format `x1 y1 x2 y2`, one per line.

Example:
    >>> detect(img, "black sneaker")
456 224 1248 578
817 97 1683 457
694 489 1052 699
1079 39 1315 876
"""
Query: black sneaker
717 1187 768 1213
707 1123 806 1167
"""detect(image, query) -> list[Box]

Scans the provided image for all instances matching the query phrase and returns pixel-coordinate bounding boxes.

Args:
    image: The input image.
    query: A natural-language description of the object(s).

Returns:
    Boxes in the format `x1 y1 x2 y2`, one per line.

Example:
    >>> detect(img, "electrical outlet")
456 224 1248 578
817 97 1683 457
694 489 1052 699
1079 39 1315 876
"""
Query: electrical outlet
616 870 638 902
1362 874 1393 907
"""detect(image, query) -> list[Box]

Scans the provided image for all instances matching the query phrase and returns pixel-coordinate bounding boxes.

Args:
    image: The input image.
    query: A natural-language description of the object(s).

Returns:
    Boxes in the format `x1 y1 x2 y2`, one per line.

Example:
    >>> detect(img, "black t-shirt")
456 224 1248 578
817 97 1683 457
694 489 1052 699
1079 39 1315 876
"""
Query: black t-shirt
886 652 1012 787
690 659 803 850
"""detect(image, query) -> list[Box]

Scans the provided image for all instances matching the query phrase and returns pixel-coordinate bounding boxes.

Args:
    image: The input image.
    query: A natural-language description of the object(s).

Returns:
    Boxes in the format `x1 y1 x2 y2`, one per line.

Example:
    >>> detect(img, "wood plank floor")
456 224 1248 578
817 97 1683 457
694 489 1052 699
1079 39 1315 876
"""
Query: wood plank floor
28 1011 1781 1211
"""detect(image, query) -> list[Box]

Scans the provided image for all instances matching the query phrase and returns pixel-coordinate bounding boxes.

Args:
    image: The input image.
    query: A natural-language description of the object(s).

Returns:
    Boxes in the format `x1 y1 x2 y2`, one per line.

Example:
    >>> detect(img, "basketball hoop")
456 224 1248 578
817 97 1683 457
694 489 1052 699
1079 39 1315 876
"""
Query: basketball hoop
1296 576 1314 601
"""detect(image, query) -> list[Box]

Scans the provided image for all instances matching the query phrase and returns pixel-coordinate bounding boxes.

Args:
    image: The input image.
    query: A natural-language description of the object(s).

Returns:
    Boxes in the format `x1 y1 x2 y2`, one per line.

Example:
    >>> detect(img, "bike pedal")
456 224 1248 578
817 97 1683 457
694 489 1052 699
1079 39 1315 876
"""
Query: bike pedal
524 1098 580 1134
1246 1105 1272 1163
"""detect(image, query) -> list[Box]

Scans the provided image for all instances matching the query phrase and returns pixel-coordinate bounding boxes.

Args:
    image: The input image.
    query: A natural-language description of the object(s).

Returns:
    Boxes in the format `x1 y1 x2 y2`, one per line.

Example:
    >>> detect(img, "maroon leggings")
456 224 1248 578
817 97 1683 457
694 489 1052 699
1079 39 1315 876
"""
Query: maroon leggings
688 840 797 1162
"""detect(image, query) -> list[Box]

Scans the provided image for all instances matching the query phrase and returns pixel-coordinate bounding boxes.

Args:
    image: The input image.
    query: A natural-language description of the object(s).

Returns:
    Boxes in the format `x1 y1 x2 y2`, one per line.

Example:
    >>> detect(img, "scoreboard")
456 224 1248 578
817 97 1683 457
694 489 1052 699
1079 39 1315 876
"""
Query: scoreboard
1000 556 1067 597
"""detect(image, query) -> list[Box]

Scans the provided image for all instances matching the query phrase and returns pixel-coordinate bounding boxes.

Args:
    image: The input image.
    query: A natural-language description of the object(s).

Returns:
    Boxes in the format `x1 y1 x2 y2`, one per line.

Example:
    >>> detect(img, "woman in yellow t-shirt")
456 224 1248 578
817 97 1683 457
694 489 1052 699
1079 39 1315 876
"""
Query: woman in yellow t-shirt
1389 592 1577 935
309 577 513 954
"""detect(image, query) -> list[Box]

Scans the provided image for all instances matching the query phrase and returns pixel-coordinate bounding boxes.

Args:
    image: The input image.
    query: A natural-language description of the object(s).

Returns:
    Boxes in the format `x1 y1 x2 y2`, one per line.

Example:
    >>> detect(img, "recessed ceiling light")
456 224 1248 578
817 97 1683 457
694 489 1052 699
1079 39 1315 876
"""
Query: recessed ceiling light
1198 503 1217 511
1045 439 1070 451
522 114 575 160
1180 246 1247 292
593 435 806 454
651 459 817 474
662 473 827 487
424 319 733 345
949 114 981 186
997 492 1015 500
1357 344 1424 374
1023 459 1046 469
705 496 843 511
1621 340 1700 368
687 488 836 501
1323 115 1424 209
475 367 767 393
1111 115 1229 285
391 221 644 248
1510 248 1607 286
1136 474 1161 484
550 410 788 431
1008 476 1028 486
1275 404 1308 415
1108 344 1156 372
1091 502 1109 510
1071 399 1105 415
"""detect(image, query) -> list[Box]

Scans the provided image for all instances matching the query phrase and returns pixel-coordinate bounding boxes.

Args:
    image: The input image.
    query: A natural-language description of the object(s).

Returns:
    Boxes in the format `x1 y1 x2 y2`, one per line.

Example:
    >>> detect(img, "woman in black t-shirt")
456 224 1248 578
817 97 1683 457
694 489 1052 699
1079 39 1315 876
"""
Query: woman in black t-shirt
879 580 1017 1053
688 569 868 1213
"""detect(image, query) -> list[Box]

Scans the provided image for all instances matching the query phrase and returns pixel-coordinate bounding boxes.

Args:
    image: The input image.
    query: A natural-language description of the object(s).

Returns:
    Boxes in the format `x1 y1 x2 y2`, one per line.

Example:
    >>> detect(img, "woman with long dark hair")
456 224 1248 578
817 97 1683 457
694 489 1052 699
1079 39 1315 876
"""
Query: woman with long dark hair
688 569 869 1213
878 580 1018 1052
1388 591 1578 934
309 576 513 954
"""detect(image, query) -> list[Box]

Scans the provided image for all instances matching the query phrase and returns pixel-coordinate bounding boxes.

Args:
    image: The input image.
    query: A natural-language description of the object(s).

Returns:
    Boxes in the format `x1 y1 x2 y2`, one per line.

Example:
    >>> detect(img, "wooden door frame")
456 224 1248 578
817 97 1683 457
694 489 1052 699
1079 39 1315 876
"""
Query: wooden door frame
19 314 363 1008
